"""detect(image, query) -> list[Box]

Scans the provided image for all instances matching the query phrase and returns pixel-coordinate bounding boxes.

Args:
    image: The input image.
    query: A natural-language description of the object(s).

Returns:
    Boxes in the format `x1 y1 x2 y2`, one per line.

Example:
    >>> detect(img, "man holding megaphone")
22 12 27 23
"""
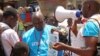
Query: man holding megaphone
53 0 100 56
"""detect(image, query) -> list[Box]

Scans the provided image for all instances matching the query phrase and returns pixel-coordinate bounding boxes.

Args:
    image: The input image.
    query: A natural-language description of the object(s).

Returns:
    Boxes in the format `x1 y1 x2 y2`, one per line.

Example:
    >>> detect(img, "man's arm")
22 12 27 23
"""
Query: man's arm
66 37 97 56
71 20 78 36
53 37 97 56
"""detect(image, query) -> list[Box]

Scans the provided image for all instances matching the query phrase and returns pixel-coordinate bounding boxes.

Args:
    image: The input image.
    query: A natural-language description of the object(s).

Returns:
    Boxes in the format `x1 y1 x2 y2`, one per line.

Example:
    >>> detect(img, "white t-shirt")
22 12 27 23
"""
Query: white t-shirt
70 24 85 56
1 29 20 56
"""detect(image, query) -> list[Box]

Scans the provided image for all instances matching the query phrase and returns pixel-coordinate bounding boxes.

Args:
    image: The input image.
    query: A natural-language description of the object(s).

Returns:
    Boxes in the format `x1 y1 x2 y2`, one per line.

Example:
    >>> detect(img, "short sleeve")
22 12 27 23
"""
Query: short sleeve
83 21 99 37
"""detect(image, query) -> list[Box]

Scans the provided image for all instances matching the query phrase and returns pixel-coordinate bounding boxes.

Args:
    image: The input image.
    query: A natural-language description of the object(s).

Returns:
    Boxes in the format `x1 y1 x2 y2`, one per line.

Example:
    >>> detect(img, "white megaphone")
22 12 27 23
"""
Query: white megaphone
55 6 82 23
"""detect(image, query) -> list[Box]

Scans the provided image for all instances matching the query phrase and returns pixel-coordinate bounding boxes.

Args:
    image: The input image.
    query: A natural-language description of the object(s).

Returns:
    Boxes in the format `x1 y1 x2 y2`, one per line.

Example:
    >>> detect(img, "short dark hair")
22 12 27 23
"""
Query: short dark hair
3 10 17 18
11 42 29 56
84 0 100 13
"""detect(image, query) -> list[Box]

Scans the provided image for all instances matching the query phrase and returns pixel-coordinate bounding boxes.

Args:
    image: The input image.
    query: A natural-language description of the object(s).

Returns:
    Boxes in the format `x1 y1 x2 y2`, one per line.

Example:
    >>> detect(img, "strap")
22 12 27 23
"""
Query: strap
93 19 100 46
93 19 100 28
88 18 100 33
92 19 100 35
89 18 100 45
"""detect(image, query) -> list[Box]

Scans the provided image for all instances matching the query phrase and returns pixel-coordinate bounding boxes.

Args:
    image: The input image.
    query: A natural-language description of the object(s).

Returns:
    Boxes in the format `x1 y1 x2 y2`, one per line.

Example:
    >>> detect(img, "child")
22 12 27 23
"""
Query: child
11 42 29 56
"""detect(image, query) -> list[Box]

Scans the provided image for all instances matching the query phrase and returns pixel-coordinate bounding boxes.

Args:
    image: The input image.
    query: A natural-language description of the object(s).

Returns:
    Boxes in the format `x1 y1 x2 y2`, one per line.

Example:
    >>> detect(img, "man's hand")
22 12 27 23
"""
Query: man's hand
52 42 67 50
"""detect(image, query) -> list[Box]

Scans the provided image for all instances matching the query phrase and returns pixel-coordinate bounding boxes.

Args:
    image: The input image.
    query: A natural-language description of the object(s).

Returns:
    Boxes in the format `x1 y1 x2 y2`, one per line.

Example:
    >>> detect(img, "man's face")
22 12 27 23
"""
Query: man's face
33 17 44 31
6 16 17 28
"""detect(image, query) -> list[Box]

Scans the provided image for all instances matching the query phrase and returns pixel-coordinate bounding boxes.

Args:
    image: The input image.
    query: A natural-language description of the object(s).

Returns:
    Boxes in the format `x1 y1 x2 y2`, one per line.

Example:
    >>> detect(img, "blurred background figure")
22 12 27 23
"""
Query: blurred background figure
24 6 33 31
46 13 58 27
17 7 26 40
45 12 68 56
17 7 26 22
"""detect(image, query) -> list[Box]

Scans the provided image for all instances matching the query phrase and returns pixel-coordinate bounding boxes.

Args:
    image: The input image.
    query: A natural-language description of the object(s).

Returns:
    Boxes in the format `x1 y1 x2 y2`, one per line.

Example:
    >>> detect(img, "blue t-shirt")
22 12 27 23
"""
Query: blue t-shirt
20 12 26 20
83 20 99 37
22 25 53 56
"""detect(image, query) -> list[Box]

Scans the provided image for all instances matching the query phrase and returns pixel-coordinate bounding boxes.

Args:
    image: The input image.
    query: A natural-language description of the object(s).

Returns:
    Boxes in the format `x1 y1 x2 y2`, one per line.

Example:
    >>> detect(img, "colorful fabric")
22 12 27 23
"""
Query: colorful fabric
25 12 32 22
20 12 26 20
18 21 25 30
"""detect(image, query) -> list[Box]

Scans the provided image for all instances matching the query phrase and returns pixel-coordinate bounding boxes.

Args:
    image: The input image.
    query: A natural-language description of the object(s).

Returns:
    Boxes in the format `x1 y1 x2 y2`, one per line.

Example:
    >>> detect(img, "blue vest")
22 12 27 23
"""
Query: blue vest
22 25 53 56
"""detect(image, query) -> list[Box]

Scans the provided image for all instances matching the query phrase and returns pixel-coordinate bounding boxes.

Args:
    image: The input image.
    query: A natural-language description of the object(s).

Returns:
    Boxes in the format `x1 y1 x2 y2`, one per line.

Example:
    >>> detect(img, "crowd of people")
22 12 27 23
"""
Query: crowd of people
0 0 100 56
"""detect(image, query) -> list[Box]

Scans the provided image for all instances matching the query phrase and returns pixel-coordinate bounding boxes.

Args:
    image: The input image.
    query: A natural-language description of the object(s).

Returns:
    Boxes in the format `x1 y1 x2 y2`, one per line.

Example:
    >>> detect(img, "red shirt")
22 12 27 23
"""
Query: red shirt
25 12 31 22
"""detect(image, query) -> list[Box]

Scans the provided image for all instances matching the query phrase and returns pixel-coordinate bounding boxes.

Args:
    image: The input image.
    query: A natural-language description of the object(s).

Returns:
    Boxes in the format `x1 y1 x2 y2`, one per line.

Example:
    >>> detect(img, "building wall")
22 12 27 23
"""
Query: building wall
18 0 26 7
3 0 26 8
4 0 19 2
67 0 86 9
96 0 100 3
